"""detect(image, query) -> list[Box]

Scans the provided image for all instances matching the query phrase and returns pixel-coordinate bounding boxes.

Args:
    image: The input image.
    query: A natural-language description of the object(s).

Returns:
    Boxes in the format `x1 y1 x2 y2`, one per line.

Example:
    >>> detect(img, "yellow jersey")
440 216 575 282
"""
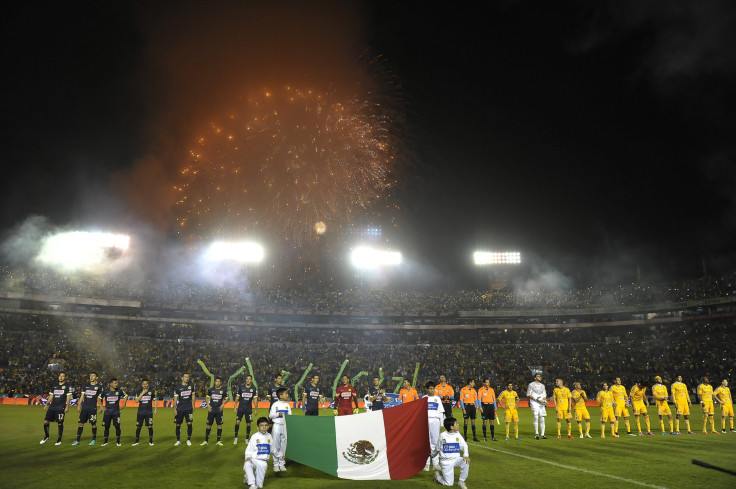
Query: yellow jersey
597 390 615 410
671 382 689 403
652 384 669 402
714 386 732 404
697 384 714 403
630 385 647 403
571 390 587 409
553 387 572 408
498 390 519 409
610 384 627 404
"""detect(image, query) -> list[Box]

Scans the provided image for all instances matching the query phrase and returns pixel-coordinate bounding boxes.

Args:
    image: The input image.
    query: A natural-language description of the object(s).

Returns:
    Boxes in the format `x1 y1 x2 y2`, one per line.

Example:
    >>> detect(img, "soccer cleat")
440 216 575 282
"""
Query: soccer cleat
505 437 510 441
712 431 720 435
534 434 539 440
483 437 487 441
638 432 644 436
423 466 431 472
541 435 547 439
472 437 479 442
580 434 584 439
40 438 49 444
516 436 523 441
174 440 181 446
612 433 619 438
216 441 224 446
149 442 154 446
458 481 468 489
661 432 667 435
491 437 497 441
102 442 108 446
280 466 287 472
200 441 208 446
647 432 654 435
557 435 561 439
55 440 62 445
628 432 637 436
186 440 192 445
116 442 121 447
132 442 139 446
585 433 592 438
703 431 708 435
249 485 257 489
89 440 96 446
731 429 736 433
233 438 238 445
722 429 727 433
687 431 695 434
674 431 680 435
72 440 79 446
601 434 605 439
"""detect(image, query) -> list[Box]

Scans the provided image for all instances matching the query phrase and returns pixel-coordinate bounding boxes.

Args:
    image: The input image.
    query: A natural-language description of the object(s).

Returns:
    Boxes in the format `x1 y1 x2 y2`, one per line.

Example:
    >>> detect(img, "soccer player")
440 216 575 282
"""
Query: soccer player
100 378 127 446
73 371 101 446
478 378 497 441
435 375 455 420
670 375 694 434
234 374 258 445
368 376 387 412
335 374 358 416
173 372 196 446
133 378 157 446
459 378 480 441
243 417 272 489
268 387 292 472
41 370 72 445
571 382 592 438
697 376 718 434
526 373 548 440
400 378 419 404
552 378 573 439
268 373 284 410
611 377 634 436
630 380 653 435
596 382 618 438
652 376 674 435
201 376 227 445
425 380 445 471
431 417 470 489
714 379 734 433
302 373 324 416
497 381 521 441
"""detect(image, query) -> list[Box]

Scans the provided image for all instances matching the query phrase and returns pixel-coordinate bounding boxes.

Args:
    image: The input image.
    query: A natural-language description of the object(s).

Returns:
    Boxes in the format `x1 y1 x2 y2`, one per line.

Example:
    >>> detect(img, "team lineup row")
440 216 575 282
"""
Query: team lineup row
38 370 735 447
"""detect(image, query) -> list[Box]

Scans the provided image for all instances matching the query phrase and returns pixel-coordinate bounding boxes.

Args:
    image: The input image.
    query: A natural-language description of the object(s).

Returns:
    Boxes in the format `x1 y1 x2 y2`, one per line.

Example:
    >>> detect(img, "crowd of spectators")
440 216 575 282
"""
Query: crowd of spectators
1 312 733 403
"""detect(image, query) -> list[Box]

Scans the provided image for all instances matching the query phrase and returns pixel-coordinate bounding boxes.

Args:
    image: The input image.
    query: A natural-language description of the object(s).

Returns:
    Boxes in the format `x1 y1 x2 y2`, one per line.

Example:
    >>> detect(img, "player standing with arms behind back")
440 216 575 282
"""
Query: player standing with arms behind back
611 377 633 436
173 372 196 446
73 371 101 446
201 376 227 446
234 374 258 445
670 375 693 434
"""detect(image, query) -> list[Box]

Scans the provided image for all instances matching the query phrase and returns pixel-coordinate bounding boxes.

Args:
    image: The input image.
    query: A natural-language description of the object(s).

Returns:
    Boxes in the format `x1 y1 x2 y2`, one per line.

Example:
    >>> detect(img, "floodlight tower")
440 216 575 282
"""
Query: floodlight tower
473 251 521 289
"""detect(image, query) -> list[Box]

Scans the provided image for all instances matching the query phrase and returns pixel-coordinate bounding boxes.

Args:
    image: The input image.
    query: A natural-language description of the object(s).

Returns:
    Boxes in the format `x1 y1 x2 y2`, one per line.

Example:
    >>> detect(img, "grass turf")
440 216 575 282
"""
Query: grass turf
1 405 734 488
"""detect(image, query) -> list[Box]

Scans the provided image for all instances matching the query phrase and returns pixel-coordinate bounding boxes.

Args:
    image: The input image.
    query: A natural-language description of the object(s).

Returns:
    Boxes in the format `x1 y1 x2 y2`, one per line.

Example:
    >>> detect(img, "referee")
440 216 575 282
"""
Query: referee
479 378 497 441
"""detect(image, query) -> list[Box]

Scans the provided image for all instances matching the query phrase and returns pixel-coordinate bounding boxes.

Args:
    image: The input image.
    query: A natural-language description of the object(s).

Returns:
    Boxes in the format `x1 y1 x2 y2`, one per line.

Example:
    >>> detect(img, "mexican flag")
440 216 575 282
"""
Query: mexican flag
286 397 430 480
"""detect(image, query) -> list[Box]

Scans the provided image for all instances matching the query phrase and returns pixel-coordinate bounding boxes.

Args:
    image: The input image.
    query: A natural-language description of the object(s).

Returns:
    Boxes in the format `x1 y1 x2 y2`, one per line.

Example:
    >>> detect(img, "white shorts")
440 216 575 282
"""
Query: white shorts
531 402 547 417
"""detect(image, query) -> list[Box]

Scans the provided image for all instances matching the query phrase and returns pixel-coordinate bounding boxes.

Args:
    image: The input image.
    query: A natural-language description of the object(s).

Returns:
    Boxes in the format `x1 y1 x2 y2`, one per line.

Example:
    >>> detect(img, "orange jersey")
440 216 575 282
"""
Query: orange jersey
459 386 478 407
399 386 419 403
478 386 496 404
435 383 455 401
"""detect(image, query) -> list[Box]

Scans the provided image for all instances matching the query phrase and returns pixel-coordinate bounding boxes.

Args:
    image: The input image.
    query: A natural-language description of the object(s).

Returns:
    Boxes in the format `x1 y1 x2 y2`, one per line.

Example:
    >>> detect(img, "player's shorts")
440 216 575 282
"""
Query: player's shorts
136 413 154 427
304 408 319 416
206 411 224 426
556 407 571 420
530 402 547 417
462 405 477 420
504 407 519 423
656 401 671 416
481 403 496 421
337 406 353 416
632 401 648 416
675 402 690 416
701 401 714 416
102 412 120 427
78 407 98 424
45 408 66 423
721 402 734 417
600 408 615 422
175 410 194 424
574 407 590 422
235 409 253 423
614 404 630 418
441 402 453 417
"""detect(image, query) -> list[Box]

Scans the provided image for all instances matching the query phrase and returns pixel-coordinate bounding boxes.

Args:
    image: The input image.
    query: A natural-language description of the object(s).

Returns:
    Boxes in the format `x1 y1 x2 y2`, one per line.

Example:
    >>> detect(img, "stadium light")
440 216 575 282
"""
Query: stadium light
473 251 521 265
350 246 402 269
205 241 264 263
36 231 130 271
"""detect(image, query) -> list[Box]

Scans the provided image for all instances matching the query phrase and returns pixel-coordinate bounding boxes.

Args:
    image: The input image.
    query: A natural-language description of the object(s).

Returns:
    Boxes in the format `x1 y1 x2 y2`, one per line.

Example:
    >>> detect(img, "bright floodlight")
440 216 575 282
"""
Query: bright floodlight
350 246 402 269
473 251 521 265
205 241 264 263
36 231 130 271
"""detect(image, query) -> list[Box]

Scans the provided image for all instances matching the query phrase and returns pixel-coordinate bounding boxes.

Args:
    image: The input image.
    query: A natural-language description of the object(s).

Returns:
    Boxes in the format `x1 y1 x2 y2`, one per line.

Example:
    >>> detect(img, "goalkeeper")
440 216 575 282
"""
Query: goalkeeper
527 373 549 439
334 375 359 416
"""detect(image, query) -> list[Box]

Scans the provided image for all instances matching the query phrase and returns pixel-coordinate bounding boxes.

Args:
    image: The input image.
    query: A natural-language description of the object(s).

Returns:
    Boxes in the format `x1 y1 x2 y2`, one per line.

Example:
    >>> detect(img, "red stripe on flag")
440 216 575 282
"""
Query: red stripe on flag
382 396 430 479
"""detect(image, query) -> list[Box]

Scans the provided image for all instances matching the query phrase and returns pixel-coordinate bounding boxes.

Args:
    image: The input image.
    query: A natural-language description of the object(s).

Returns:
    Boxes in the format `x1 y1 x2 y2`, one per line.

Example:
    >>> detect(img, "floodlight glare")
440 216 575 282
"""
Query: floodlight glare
36 231 130 271
350 246 402 269
206 241 264 263
473 251 521 265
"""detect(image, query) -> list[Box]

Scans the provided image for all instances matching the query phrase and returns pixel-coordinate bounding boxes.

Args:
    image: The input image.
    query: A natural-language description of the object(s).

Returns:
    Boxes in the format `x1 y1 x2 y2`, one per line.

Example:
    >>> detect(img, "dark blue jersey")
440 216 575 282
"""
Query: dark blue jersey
236 385 257 411
174 383 195 411
48 382 72 409
269 384 283 406
207 386 227 412
369 386 385 410
79 383 102 409
304 384 322 411
137 390 155 415
101 388 126 415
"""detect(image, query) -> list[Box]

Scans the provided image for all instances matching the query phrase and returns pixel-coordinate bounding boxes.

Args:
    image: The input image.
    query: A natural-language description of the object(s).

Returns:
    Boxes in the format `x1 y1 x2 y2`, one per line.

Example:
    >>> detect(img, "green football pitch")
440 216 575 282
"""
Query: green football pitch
1 405 734 488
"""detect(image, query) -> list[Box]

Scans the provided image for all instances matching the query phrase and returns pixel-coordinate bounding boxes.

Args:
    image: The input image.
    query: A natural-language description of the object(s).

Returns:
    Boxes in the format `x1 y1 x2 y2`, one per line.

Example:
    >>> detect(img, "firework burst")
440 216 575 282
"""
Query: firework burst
174 85 398 243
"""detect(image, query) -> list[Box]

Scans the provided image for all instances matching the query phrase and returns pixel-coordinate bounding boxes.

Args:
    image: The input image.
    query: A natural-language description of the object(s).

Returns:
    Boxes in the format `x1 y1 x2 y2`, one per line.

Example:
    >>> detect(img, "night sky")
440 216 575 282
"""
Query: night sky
3 0 735 288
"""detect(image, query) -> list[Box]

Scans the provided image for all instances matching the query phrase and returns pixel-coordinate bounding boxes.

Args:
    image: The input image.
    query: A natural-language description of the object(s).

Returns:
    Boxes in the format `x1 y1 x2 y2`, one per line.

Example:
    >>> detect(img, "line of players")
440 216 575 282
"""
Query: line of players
39 369 734 447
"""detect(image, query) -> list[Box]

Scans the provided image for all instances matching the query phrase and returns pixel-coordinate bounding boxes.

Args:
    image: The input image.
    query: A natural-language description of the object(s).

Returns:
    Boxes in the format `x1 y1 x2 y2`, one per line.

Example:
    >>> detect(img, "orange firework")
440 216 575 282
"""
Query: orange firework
174 85 398 243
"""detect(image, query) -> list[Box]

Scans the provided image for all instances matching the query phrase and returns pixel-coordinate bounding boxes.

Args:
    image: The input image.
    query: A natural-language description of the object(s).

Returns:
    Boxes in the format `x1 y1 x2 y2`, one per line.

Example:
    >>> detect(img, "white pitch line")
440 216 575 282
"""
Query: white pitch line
471 443 670 489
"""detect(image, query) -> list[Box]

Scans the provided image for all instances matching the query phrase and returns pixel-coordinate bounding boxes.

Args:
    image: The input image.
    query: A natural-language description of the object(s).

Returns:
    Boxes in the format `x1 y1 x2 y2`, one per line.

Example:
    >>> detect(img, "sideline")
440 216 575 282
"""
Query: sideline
470 442 670 489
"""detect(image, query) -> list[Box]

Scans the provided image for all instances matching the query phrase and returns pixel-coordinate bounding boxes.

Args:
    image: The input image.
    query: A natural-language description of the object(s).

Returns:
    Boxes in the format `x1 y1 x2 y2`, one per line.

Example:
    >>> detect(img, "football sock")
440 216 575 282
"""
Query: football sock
91 427 97 440
57 424 64 439
115 426 121 442
216 428 222 441
187 425 193 439
636 418 641 432
625 419 631 432
176 425 181 440
246 426 251 438
135 427 141 441
675 419 680 432
234 424 240 437
44 425 50 438
669 420 673 432
76 427 84 441
148 428 153 442
205 428 211 441
482 426 487 438
557 421 561 436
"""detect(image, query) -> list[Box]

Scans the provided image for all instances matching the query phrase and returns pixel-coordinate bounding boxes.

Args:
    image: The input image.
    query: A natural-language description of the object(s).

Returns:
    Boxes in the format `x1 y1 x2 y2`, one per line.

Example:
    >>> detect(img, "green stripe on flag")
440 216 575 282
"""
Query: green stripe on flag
285 415 338 476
